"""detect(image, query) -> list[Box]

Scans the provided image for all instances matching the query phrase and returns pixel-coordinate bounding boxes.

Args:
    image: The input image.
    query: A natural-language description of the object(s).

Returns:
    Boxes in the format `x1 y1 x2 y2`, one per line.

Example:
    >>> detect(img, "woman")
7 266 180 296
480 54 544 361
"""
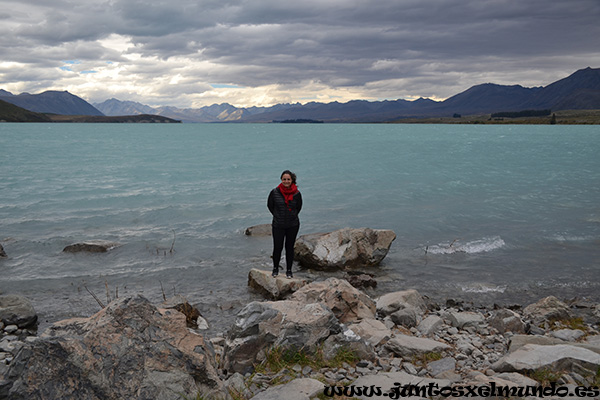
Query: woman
267 170 302 278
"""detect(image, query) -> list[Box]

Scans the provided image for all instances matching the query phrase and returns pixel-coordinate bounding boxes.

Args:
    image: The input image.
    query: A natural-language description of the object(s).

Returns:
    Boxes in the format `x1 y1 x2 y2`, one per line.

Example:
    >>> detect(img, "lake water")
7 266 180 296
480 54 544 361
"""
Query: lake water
1 123 599 333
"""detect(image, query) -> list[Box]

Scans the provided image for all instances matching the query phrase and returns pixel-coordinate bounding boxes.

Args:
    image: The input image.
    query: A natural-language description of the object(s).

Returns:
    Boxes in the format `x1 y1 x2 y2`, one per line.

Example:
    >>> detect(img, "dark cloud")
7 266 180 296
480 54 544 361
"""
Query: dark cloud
2 0 599 106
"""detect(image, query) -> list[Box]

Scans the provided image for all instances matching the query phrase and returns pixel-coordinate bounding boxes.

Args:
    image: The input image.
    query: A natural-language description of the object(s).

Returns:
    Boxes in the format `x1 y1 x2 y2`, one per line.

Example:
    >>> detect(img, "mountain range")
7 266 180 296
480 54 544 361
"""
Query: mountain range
2 67 600 123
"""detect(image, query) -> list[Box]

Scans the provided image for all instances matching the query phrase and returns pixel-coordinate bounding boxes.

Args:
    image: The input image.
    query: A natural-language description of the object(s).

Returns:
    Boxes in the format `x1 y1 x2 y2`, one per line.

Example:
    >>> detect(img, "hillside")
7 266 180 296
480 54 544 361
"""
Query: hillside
94 67 600 123
4 67 600 123
0 98 180 123
0 90 104 116
0 99 52 122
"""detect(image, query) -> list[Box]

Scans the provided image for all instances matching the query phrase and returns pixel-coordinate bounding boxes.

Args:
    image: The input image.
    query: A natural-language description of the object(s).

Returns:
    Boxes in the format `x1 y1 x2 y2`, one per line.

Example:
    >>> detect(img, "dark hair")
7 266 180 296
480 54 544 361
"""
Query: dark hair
281 170 297 184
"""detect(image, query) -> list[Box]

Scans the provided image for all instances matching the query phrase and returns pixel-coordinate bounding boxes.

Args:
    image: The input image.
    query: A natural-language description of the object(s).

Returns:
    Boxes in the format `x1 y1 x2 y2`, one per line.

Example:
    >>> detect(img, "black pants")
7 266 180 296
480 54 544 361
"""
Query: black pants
272 225 300 272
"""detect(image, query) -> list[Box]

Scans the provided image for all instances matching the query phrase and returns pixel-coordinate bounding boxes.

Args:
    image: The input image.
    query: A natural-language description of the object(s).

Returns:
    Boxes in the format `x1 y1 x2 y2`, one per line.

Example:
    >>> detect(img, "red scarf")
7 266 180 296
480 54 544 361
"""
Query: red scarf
278 183 298 210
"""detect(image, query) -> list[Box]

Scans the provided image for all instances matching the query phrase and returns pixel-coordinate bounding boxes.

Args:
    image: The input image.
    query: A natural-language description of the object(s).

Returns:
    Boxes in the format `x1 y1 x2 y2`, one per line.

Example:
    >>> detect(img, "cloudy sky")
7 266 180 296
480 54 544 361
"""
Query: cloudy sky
1 0 599 108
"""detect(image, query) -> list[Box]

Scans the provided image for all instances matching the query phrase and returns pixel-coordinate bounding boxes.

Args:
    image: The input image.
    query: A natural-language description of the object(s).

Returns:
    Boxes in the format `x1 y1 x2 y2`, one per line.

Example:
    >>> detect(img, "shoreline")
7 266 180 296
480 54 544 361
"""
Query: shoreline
2 271 600 399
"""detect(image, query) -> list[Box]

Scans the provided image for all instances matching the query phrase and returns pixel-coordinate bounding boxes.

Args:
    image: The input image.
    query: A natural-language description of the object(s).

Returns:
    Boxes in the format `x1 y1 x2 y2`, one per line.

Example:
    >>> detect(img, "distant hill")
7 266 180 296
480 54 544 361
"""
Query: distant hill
5 67 599 123
0 99 52 122
0 97 179 123
93 67 600 123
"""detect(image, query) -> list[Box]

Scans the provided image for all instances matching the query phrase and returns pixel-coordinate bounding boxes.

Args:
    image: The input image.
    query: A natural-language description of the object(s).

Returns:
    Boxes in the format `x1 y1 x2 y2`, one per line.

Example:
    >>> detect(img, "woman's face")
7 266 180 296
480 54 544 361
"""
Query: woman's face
281 174 293 188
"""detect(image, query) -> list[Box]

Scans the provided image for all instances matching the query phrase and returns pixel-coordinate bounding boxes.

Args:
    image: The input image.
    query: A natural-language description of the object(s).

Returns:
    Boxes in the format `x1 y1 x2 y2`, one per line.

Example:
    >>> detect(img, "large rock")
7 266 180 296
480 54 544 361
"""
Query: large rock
377 290 428 328
523 296 571 323
376 289 427 317
488 308 526 334
0 294 37 329
445 311 485 330
492 343 600 373
347 318 392 347
63 240 121 253
1 295 223 400
294 228 396 270
223 300 341 374
248 268 308 300
289 278 376 323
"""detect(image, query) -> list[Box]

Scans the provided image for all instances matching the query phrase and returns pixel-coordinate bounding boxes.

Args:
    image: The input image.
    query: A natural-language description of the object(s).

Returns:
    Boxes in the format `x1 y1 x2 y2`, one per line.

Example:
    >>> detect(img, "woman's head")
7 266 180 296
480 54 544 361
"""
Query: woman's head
280 170 296 187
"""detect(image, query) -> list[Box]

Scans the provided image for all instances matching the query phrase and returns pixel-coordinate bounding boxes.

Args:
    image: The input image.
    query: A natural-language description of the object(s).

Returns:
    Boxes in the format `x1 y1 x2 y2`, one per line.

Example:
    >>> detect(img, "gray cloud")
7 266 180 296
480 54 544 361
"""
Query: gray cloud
1 0 599 106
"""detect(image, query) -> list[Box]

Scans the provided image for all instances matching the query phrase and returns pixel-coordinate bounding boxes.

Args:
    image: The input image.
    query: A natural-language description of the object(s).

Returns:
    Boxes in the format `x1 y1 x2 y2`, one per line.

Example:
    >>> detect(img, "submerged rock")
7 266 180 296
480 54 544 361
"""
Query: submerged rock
63 240 121 253
294 228 396 270
245 224 272 236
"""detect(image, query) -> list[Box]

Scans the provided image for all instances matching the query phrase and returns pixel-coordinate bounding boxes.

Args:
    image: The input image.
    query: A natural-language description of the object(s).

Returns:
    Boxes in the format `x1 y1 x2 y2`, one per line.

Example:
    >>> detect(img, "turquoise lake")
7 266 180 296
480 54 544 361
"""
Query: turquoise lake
1 123 599 332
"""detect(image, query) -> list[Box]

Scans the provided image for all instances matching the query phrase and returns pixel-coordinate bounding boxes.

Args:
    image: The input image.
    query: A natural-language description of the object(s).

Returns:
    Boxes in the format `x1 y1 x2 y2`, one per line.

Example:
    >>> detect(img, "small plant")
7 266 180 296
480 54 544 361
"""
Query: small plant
527 368 562 386
548 316 588 332
411 351 442 367
254 344 358 374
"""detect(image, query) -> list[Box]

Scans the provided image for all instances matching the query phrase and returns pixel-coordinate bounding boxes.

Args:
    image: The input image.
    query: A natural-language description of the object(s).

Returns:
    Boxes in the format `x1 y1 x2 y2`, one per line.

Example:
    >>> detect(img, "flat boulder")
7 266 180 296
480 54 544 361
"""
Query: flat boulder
1 295 223 400
385 333 450 358
492 343 600 373
247 268 308 300
294 228 396 270
63 240 121 253
0 294 37 329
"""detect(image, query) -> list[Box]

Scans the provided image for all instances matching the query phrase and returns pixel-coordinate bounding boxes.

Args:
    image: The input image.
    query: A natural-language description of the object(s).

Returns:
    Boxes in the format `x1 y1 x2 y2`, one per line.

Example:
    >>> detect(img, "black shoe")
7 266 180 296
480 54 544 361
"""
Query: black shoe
286 270 293 279
272 265 280 277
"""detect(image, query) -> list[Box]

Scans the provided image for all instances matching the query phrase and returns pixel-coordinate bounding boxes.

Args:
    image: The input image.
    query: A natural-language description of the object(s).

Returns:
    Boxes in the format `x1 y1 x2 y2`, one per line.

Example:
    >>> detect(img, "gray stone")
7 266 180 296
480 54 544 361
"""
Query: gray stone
494 372 540 386
492 344 600 373
246 378 324 400
0 294 37 328
294 227 396 270
427 357 456 376
550 328 586 342
385 334 450 358
390 307 419 328
223 300 340 374
3 325 17 335
348 318 392 347
248 268 308 300
488 309 526 333
245 224 272 236
446 311 485 329
523 296 571 323
351 371 452 399
417 315 444 336
62 240 121 253
376 289 427 317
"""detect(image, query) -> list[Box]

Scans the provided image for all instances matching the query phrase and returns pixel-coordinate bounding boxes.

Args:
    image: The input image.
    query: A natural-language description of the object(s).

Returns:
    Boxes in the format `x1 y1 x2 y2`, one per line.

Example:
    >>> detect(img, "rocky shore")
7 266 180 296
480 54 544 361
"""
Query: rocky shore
2 274 599 399
1 228 599 399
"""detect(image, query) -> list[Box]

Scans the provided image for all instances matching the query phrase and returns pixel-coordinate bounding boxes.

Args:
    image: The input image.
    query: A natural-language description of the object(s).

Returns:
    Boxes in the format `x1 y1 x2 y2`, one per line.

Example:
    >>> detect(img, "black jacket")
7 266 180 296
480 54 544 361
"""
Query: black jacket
267 187 302 228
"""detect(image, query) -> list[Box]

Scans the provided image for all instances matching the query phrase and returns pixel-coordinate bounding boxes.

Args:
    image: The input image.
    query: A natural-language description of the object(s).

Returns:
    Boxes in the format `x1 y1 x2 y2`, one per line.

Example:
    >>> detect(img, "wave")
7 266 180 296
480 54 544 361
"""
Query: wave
461 283 507 293
427 236 505 254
